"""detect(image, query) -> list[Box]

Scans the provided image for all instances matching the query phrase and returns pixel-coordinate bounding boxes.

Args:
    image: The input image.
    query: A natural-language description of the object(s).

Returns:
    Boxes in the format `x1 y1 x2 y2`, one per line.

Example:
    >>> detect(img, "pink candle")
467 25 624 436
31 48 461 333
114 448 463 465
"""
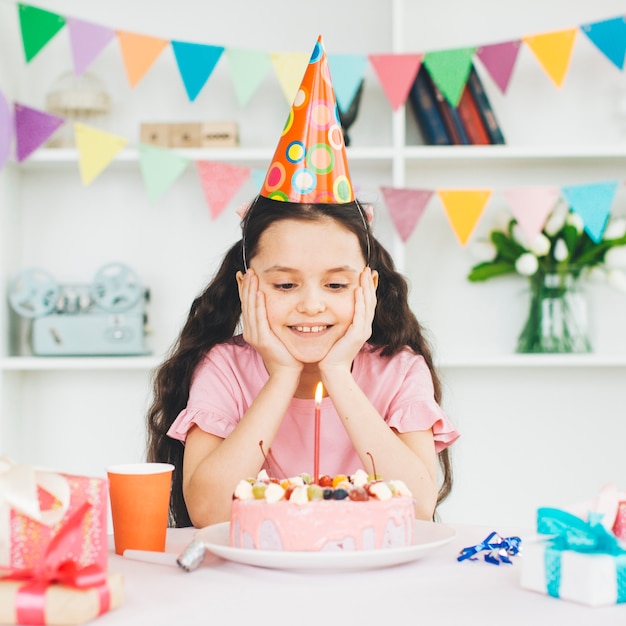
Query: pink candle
314 382 323 483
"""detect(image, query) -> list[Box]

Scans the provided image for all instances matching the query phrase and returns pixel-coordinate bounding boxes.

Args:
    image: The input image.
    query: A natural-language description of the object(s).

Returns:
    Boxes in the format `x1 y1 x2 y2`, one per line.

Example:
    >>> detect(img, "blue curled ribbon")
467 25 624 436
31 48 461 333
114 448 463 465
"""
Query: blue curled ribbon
537 507 626 601
457 531 522 565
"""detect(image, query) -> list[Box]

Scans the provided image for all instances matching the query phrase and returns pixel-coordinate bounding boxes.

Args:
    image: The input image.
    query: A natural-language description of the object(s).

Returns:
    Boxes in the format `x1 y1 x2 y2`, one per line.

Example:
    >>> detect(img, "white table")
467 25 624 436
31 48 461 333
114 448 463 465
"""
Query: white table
97 524 625 625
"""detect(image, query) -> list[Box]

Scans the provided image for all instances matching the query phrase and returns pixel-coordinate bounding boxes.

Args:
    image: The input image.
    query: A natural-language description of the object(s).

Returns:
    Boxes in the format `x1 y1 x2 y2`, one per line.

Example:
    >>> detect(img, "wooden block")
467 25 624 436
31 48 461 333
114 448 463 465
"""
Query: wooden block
139 123 169 147
200 121 239 147
169 123 202 148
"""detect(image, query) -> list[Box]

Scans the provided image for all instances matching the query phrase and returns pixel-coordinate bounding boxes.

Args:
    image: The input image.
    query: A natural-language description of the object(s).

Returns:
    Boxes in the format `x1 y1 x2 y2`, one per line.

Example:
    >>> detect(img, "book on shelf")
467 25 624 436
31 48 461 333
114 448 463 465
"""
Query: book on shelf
456 82 491 145
466 65 505 145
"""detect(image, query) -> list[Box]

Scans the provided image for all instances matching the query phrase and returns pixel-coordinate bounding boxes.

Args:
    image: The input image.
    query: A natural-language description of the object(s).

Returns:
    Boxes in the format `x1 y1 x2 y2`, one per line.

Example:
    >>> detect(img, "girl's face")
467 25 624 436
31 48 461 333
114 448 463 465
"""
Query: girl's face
248 217 373 363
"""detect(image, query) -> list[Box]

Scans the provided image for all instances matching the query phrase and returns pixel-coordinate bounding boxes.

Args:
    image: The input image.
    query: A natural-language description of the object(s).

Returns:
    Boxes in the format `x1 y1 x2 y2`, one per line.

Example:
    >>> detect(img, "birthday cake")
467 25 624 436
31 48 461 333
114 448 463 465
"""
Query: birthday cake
229 469 415 551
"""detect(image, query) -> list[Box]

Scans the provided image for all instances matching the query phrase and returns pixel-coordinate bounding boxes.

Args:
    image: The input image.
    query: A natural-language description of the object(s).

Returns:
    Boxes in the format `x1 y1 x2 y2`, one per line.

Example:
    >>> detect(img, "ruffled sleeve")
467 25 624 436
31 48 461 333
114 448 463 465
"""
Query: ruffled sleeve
167 406 237 443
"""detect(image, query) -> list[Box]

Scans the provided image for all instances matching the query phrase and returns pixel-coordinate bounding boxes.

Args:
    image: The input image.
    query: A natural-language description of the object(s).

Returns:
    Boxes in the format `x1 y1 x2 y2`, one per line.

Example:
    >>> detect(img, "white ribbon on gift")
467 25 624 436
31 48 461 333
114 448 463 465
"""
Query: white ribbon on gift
0 457 71 566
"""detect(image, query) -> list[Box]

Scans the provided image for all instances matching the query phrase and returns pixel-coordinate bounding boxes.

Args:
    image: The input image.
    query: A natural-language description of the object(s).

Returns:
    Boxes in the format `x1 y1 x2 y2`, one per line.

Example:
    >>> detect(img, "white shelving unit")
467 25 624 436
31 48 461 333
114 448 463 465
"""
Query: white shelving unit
1 0 626 528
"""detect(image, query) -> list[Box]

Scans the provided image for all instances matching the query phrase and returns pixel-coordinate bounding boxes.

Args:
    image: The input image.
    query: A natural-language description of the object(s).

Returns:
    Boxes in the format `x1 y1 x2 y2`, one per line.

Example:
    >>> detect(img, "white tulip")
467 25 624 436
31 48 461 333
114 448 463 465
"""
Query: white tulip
553 238 569 262
515 252 539 276
604 246 626 269
469 240 498 262
606 269 626 293
529 233 551 257
511 223 530 247
603 218 626 240
544 203 569 236
566 212 584 234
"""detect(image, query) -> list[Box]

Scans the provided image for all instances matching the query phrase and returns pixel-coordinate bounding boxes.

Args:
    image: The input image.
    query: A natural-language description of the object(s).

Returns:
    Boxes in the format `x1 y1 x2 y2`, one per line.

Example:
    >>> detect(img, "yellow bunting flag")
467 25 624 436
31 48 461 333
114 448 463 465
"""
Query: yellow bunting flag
269 52 309 105
116 31 169 87
74 123 128 185
437 189 492 246
522 28 577 87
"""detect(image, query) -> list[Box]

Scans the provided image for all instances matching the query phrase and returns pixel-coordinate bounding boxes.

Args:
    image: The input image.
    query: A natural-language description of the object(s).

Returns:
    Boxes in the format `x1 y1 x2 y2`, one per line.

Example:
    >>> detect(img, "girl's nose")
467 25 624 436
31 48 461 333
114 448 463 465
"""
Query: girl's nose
296 287 326 315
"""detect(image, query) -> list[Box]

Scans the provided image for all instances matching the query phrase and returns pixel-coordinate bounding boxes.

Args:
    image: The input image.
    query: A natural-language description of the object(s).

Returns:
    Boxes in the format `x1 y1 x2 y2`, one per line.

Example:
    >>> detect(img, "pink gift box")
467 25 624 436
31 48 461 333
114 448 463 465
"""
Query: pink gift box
613 501 626 541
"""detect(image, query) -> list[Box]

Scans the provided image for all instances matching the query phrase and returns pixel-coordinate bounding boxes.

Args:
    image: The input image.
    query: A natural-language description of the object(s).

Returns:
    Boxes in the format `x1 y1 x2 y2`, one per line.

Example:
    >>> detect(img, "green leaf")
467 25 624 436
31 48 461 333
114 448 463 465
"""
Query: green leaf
468 261 516 282
490 231 525 262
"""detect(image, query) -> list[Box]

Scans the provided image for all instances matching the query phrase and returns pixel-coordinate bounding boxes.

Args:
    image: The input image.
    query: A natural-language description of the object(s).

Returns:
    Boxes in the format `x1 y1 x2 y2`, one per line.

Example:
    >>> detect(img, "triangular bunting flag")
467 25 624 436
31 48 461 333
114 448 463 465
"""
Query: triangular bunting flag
226 48 271 107
423 47 476 107
368 53 423 111
269 52 310 105
251 168 266 193
561 181 619 243
475 40 521 94
502 186 560 243
138 144 190 202
380 186 433 242
581 16 626 70
171 41 225 102
116 31 169 88
437 189 492 245
196 161 251 219
328 53 369 113
522 29 577 87
0 92 12 170
67 18 116 76
14 103 64 162
18 3 66 63
74 123 128 185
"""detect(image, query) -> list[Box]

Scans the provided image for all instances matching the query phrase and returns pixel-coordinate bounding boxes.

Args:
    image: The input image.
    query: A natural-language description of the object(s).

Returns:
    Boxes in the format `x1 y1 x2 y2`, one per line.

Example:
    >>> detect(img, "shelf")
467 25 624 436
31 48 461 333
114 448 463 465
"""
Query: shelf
0 356 162 371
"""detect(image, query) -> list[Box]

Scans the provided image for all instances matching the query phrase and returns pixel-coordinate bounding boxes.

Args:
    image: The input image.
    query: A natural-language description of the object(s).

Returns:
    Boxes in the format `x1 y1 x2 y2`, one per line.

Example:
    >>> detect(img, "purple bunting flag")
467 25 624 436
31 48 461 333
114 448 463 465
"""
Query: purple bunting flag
380 186 433 242
0 91 12 170
14 103 65 162
67 17 116 76
476 40 521 94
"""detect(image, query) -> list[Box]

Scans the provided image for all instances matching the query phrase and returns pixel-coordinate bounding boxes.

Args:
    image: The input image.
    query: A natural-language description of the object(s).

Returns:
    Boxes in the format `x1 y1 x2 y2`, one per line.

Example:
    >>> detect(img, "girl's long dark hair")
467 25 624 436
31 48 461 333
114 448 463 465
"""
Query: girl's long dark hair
147 196 453 527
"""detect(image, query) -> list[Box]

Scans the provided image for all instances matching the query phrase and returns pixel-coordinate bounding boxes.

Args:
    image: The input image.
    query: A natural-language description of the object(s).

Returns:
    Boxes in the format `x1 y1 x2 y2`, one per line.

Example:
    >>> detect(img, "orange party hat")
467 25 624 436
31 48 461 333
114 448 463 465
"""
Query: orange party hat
261 36 354 204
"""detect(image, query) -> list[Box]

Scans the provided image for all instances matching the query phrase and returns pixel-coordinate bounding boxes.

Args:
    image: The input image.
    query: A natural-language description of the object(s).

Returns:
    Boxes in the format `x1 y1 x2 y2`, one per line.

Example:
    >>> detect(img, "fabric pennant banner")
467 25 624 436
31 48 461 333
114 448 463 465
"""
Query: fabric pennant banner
476 40 521 94
522 28 577 87
380 186 433 242
0 92 12 170
328 53 369 113
368 53 423 111
196 160 251 219
18 3 66 63
171 41 225 101
67 17 116 76
502 186 560 243
423 47 476 107
251 168 266 193
226 48 271 107
437 189 492 245
138 143 190 202
74 123 128 185
14 102 64 162
561 180 619 242
580 16 626 70
116 31 169 88
269 52 310 105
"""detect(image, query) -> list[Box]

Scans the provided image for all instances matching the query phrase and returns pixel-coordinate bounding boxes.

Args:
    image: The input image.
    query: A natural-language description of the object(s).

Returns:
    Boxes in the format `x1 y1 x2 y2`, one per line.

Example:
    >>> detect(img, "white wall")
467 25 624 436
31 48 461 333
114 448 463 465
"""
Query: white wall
1 0 625 529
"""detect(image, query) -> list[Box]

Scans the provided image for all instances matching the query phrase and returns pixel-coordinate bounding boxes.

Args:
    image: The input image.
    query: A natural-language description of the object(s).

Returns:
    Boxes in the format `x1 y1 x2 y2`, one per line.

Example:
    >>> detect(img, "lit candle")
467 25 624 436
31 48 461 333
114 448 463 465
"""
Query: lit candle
314 382 323 484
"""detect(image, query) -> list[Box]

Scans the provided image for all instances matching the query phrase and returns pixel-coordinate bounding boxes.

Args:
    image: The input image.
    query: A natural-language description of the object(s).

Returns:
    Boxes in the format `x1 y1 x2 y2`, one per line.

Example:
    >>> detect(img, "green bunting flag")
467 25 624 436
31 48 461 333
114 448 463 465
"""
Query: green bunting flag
423 47 476 107
138 144 190 203
18 3 66 63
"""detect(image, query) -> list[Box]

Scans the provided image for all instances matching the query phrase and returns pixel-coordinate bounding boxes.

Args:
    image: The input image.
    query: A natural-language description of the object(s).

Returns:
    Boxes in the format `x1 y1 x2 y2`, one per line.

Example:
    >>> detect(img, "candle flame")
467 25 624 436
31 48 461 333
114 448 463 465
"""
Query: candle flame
315 382 323 406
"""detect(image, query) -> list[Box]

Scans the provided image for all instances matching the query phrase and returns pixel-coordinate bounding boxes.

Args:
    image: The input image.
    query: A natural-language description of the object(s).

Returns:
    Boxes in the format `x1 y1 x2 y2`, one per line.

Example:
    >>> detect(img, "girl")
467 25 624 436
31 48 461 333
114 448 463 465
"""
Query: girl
146 196 459 528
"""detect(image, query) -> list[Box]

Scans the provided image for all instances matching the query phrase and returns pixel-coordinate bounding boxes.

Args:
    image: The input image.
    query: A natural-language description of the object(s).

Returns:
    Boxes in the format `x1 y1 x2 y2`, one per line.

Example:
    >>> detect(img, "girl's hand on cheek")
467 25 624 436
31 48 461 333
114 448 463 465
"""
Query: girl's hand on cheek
240 270 303 377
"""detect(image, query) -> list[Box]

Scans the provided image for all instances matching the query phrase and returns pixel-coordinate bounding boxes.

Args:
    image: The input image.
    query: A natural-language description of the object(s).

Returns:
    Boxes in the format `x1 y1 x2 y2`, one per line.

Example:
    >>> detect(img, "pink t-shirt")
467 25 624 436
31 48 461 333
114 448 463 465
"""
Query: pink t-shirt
167 336 459 478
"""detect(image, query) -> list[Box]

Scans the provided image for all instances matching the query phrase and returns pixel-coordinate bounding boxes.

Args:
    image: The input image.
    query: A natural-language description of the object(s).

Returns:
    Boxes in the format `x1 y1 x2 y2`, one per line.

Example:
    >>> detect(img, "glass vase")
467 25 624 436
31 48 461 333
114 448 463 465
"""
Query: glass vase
516 269 592 354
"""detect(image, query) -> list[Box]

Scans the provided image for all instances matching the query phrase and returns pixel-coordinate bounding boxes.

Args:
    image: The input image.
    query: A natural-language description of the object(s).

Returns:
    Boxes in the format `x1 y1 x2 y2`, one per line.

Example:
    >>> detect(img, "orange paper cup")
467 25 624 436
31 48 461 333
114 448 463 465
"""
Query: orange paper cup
107 462 174 556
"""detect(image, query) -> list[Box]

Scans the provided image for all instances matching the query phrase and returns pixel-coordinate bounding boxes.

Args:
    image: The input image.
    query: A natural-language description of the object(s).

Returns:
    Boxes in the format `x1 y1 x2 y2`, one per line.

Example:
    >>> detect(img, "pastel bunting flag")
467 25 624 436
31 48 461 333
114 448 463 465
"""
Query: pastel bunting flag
196 161 251 219
368 53 423 111
328 53 369 113
269 52 310 105
138 144 190 202
437 189 492 245
251 168 266 193
476 40 521 94
74 123 128 185
14 103 64 162
171 41 225 101
0 92 12 170
522 29 577 87
116 31 169 88
423 47 476 107
67 18 116 76
18 3 66 63
226 48 271 107
561 180 619 243
502 186 560 243
581 16 626 70
380 186 433 242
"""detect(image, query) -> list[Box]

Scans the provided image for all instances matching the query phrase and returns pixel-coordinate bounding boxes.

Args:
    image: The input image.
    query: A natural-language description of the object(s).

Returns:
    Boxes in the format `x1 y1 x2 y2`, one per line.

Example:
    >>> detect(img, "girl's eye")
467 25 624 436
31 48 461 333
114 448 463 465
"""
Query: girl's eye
327 283 349 290
274 283 296 291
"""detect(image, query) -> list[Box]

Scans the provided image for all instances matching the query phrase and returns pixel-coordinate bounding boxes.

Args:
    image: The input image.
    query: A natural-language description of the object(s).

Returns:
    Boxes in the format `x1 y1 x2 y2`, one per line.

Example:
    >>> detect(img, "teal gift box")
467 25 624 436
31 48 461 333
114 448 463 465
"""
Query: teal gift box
520 507 626 607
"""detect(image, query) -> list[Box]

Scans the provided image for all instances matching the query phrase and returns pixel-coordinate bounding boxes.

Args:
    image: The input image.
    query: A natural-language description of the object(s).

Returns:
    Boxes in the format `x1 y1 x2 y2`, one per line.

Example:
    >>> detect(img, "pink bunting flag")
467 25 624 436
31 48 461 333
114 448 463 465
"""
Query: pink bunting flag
14 102 64 162
380 186 433 241
196 160 251 219
368 53 423 110
67 18 116 76
476 40 521 94
502 186 560 243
